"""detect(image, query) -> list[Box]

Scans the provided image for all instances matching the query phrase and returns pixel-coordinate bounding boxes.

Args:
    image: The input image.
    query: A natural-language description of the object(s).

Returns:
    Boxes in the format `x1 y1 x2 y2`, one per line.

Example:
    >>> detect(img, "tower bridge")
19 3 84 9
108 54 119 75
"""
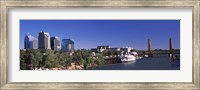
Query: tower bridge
146 38 178 58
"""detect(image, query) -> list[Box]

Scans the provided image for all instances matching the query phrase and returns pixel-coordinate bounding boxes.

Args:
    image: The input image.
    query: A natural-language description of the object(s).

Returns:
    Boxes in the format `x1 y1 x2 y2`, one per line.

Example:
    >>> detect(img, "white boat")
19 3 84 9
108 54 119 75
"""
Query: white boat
144 55 148 58
120 52 136 62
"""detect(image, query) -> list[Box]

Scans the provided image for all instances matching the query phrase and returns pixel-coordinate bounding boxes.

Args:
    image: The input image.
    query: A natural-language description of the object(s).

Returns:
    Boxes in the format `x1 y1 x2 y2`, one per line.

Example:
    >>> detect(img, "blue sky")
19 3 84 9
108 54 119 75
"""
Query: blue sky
20 20 180 50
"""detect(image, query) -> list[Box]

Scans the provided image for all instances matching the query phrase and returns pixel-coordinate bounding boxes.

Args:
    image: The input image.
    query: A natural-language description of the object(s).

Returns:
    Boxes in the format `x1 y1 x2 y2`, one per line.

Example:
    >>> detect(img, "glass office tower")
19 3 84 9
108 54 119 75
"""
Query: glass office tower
50 36 61 51
38 31 51 49
61 39 74 52
24 33 38 49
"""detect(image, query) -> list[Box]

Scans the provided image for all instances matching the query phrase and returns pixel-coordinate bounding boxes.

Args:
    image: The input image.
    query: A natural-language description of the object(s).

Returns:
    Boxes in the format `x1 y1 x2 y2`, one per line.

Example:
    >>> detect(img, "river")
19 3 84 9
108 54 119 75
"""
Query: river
88 54 180 70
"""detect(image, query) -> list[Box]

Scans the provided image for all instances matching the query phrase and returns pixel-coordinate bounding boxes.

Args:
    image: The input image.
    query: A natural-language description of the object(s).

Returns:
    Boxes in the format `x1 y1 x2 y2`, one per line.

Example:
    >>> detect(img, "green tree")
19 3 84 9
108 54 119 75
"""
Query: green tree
65 54 72 66
73 50 83 64
130 49 136 52
83 61 89 69
72 49 94 68
20 50 28 70
79 58 85 65
59 53 67 66
44 50 56 68
96 53 105 65
30 49 43 69
86 56 94 65
64 54 72 66
102 51 107 56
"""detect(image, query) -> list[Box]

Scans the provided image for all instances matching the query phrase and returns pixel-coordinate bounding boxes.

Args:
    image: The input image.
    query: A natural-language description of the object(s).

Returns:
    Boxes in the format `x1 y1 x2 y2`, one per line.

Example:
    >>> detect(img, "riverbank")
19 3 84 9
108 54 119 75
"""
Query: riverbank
31 56 143 70
87 56 180 70
32 63 98 70
30 55 179 70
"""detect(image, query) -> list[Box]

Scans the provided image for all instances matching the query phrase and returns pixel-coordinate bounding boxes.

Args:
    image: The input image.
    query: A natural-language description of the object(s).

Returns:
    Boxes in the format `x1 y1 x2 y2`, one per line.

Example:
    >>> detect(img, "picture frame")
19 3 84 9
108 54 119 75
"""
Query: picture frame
0 0 199 90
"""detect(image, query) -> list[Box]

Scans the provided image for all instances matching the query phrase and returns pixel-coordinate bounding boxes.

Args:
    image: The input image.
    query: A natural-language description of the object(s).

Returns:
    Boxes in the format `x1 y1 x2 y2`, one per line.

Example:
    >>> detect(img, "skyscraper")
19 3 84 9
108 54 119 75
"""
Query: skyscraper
24 33 38 49
50 36 61 51
38 31 51 49
61 39 75 52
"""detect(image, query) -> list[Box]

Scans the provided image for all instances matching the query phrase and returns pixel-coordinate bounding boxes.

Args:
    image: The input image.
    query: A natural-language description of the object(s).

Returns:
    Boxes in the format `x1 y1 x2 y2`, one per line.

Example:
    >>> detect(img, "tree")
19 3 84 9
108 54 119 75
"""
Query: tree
71 49 95 69
57 52 72 67
130 49 136 52
86 56 94 65
44 50 56 68
79 58 85 65
107 51 114 57
73 51 83 64
20 50 28 70
96 53 105 65
59 53 67 66
83 61 89 69
65 54 72 66
102 51 108 56
30 49 43 69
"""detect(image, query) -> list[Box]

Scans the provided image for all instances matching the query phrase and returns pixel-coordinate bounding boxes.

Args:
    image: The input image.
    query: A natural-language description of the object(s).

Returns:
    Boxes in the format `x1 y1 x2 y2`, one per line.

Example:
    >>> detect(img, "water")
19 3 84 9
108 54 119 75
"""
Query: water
88 55 180 70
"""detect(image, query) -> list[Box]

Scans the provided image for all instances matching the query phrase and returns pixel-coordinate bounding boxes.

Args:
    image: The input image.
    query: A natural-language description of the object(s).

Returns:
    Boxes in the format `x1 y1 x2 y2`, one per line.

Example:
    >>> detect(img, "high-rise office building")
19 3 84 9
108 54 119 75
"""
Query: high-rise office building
38 31 51 49
50 36 61 51
24 33 38 49
61 39 75 52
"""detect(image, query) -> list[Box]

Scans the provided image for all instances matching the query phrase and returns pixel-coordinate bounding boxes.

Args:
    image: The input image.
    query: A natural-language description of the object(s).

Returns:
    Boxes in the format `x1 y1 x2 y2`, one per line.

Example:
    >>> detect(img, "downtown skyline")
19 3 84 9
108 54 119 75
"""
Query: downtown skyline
20 20 180 50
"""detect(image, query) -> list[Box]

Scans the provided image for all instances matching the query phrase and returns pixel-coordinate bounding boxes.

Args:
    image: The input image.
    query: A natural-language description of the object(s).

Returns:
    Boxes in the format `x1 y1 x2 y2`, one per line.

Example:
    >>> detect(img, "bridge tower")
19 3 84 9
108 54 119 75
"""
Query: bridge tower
169 38 174 59
148 39 153 57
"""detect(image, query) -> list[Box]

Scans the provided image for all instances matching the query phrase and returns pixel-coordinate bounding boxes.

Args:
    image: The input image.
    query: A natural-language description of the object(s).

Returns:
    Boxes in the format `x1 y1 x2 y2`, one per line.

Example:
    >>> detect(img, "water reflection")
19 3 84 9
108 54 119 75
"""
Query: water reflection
121 61 136 65
88 55 180 70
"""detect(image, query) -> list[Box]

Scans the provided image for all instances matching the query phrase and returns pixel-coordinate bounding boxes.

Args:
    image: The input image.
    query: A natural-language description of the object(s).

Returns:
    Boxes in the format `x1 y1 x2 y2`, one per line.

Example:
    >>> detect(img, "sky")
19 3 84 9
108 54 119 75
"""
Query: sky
20 20 180 50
